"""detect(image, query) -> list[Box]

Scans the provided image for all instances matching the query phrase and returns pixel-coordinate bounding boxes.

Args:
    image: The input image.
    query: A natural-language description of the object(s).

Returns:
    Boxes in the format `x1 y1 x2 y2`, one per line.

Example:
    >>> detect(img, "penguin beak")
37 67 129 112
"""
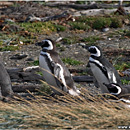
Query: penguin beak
35 41 44 46
103 83 113 89
82 45 90 50
103 83 109 87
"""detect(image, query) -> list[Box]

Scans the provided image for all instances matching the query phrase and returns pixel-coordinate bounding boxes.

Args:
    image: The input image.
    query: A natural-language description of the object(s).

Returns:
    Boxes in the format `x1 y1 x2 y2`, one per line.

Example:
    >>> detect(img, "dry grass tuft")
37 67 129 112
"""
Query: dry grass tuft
0 87 130 129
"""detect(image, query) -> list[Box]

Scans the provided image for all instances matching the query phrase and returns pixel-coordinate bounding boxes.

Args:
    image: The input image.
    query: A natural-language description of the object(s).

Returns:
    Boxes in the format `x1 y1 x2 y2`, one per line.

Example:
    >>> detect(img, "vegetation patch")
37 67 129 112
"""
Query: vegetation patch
62 57 83 66
28 60 39 66
121 79 130 85
0 90 130 129
0 45 19 51
73 15 125 30
69 22 91 31
81 36 101 45
114 62 130 71
92 17 112 29
62 37 78 45
19 22 56 35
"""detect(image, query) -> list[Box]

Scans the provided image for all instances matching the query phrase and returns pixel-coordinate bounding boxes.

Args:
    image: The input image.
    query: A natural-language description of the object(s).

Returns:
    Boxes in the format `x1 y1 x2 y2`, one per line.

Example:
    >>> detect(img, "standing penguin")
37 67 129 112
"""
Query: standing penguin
86 46 121 93
36 39 80 96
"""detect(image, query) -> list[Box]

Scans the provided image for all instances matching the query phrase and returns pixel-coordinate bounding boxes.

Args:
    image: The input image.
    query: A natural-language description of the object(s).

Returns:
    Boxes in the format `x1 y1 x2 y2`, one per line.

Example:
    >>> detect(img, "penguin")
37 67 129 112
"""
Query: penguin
35 39 80 96
103 83 130 99
0 59 14 101
86 45 121 93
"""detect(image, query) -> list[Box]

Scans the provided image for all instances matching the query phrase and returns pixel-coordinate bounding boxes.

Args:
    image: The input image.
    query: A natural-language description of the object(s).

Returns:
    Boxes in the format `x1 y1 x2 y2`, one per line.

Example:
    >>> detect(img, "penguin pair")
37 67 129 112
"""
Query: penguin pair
36 39 121 96
86 46 121 93
36 39 80 96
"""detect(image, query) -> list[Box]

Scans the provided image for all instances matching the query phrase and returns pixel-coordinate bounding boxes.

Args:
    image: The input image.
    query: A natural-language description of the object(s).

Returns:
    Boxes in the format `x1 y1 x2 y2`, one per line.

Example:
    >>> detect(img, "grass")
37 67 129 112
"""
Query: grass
121 79 130 85
19 22 56 35
62 37 78 45
62 57 83 66
81 36 101 45
114 62 130 71
0 45 19 51
71 15 125 30
28 60 39 66
0 88 130 129
69 22 91 31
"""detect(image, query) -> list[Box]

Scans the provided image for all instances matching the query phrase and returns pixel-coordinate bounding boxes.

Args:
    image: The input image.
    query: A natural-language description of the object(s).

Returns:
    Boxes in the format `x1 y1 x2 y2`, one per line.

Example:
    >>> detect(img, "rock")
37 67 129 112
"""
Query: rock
10 54 28 60
102 28 109 32
26 58 34 61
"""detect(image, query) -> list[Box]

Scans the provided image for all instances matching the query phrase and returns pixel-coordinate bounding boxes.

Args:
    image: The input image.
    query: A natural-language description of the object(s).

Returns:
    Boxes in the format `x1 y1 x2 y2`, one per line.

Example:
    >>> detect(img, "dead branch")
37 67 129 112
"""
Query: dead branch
45 3 130 10
25 11 71 22
12 84 41 93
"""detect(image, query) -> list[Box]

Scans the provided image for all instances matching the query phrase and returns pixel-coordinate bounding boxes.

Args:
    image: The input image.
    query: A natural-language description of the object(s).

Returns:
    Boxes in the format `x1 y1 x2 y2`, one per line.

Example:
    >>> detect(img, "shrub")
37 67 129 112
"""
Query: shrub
69 22 91 31
110 17 123 28
62 57 83 66
62 37 78 45
92 17 112 29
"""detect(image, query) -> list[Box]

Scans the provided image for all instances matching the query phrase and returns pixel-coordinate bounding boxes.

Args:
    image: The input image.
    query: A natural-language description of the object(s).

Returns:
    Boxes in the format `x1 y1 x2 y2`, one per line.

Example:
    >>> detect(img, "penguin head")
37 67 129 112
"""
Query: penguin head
103 83 122 95
35 39 56 51
87 46 102 57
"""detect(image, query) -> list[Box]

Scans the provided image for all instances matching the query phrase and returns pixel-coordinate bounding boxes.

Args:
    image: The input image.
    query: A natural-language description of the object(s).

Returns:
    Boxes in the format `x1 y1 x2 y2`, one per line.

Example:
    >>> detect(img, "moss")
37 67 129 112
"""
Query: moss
121 79 130 85
28 60 39 66
62 57 83 66
92 17 112 29
114 62 130 71
69 22 91 31
81 36 101 44
62 37 78 45
75 15 124 30
54 24 66 32
110 17 123 28
19 22 56 34
0 46 19 51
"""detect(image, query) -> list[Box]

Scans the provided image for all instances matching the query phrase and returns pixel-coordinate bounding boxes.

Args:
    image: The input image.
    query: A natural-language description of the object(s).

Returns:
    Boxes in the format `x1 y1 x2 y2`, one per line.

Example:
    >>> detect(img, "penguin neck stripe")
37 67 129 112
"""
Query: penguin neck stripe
89 57 103 67
89 57 109 79
40 51 53 62
111 84 121 95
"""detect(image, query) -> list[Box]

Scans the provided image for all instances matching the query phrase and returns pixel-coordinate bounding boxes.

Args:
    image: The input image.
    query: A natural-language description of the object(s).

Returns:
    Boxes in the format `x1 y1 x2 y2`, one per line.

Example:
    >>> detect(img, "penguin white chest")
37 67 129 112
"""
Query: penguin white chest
39 55 57 87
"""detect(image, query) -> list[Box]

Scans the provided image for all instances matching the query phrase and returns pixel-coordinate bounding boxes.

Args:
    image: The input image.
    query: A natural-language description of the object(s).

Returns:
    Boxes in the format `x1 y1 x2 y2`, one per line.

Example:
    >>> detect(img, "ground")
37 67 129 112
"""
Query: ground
0 1 129 91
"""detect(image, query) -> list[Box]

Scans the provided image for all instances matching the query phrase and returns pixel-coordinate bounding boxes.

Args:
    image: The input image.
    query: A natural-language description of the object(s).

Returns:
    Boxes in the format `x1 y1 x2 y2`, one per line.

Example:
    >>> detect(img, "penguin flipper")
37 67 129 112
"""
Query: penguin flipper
51 62 67 92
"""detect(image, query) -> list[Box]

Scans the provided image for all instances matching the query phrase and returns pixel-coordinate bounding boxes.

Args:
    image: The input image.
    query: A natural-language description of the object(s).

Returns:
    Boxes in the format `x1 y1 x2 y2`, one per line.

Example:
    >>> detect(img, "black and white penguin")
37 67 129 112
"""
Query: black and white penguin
103 83 130 99
86 46 121 93
36 39 80 96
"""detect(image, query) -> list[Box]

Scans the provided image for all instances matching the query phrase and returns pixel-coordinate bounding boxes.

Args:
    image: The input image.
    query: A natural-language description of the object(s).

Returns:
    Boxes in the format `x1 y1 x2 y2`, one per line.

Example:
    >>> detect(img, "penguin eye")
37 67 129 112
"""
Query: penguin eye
108 86 118 93
90 48 97 54
43 41 49 48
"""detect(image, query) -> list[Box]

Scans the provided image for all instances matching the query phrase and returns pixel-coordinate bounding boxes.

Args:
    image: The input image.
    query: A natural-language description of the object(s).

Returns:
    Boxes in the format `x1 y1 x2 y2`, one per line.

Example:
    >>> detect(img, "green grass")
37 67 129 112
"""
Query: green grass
114 62 130 71
62 57 83 66
92 17 112 29
121 79 130 85
73 15 124 30
0 45 19 51
54 24 66 32
62 37 78 45
28 60 39 66
19 22 56 35
69 22 91 31
81 36 101 45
